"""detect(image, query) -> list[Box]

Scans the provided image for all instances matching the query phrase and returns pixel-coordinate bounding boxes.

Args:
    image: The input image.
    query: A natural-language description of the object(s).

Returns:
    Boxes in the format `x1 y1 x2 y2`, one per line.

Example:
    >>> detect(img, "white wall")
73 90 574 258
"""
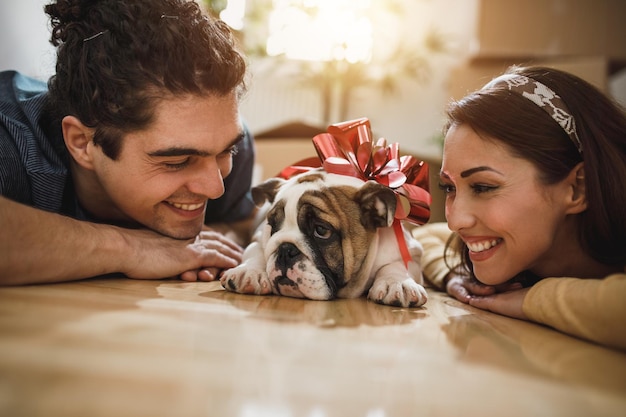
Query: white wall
0 0 56 81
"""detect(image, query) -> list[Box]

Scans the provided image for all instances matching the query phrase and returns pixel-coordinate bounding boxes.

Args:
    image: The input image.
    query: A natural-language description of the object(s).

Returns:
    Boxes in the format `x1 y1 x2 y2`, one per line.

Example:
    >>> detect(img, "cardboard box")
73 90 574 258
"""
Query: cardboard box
446 56 610 101
254 137 318 182
473 0 626 61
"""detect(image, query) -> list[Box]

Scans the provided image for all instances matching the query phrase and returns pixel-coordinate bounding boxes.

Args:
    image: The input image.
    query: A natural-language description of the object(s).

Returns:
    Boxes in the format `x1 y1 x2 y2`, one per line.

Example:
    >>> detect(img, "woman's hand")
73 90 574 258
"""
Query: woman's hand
468 288 530 320
446 274 498 302
446 273 529 320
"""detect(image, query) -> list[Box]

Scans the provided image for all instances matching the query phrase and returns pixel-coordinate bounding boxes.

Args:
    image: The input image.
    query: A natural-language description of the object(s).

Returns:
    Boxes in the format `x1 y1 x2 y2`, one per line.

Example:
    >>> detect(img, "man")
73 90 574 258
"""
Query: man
0 0 256 285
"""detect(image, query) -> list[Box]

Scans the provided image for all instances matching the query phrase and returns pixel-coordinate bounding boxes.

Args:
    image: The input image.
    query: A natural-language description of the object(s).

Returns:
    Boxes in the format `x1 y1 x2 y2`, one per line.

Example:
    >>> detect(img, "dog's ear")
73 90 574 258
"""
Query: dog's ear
251 178 286 206
355 181 397 229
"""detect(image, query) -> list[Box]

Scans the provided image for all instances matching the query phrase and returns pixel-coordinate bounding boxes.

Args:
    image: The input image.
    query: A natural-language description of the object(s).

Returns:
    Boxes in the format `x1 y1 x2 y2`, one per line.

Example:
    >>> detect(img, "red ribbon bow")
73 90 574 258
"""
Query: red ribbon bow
279 117 432 224
278 117 432 268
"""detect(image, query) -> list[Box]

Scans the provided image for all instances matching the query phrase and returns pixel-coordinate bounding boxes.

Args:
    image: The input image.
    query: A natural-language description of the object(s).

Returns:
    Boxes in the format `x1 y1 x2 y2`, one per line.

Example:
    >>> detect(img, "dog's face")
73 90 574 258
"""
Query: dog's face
252 169 397 300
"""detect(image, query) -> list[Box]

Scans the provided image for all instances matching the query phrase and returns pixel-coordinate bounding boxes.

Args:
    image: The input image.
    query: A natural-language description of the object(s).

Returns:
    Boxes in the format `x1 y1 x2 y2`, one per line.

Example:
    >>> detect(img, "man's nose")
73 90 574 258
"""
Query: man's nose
187 159 225 200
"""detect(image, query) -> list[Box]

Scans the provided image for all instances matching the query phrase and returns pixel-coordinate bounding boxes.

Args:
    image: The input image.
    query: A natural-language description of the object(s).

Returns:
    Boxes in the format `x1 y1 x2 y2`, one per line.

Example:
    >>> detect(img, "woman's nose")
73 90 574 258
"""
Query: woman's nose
445 196 476 232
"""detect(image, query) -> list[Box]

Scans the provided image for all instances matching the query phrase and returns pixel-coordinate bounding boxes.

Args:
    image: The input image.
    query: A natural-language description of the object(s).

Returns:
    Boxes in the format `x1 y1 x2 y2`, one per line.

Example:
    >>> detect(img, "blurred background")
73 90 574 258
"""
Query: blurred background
2 0 625 165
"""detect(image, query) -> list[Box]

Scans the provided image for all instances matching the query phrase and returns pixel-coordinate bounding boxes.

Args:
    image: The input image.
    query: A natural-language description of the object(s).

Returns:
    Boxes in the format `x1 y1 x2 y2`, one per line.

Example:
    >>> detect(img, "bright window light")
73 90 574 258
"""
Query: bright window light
220 0 246 30
265 0 373 63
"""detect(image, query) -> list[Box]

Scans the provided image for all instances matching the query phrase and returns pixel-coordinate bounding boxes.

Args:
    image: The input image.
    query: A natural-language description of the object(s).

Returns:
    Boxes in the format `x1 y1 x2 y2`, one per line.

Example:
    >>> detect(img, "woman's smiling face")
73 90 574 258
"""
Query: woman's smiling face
439 123 575 285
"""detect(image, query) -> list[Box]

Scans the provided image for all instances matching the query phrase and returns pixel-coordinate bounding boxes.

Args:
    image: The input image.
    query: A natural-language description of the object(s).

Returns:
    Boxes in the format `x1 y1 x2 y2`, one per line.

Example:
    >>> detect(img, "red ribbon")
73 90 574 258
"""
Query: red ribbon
277 117 432 267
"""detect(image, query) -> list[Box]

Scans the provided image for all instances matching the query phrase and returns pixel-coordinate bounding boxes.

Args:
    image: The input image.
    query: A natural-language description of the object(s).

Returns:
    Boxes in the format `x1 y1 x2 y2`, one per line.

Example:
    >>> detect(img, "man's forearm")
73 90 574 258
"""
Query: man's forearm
0 196 245 285
0 196 129 285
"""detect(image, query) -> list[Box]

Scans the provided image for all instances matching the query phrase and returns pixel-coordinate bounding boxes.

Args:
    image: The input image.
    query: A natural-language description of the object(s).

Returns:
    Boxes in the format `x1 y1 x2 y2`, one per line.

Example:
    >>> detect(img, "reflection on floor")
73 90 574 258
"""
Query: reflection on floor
0 278 624 417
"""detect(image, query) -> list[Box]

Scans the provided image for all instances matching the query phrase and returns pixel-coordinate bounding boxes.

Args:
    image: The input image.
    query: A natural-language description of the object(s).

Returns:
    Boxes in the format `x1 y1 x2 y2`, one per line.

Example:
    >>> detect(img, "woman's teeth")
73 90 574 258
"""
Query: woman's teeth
169 202 204 211
467 239 501 253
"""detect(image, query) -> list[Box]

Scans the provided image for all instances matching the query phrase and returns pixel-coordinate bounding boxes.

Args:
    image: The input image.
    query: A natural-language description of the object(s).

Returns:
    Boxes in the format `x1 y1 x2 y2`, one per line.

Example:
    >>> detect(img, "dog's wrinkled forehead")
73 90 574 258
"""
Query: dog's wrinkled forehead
275 170 365 202
273 172 327 220
277 171 325 199
266 170 366 229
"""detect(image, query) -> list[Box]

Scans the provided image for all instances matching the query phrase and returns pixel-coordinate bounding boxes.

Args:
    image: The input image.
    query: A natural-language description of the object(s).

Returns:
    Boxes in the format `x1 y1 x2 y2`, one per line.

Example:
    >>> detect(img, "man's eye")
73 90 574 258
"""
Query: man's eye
219 145 239 159
164 158 191 170
214 147 238 164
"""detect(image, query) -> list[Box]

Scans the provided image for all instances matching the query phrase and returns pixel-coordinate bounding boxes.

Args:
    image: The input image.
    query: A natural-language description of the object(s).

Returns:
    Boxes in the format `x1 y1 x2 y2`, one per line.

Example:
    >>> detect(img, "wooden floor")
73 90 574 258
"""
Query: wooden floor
1 278 624 417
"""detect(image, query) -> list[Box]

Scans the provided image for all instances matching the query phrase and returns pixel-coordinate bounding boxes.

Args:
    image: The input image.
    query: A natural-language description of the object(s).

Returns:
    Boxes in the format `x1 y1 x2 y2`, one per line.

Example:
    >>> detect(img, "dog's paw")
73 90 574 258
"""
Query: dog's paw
367 277 428 308
220 266 272 295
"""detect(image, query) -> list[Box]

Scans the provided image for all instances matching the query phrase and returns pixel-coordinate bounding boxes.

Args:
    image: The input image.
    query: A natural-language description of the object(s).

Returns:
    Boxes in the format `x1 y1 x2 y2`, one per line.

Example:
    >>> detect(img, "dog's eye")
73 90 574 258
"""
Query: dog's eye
313 224 333 240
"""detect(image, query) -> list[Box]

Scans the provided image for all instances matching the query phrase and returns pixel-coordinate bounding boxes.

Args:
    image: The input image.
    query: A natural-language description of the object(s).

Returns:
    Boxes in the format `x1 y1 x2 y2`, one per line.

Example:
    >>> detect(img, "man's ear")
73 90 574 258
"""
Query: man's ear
62 115 96 169
565 162 587 214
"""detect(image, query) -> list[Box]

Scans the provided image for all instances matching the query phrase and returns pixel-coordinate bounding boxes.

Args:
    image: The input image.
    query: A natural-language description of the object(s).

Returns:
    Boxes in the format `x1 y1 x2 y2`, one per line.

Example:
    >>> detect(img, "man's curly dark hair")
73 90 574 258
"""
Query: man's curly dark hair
44 0 247 159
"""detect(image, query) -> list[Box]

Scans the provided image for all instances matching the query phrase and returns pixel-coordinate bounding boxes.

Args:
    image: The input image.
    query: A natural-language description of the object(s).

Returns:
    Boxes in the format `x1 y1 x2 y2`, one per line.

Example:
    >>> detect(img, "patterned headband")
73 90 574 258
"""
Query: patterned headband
483 74 583 154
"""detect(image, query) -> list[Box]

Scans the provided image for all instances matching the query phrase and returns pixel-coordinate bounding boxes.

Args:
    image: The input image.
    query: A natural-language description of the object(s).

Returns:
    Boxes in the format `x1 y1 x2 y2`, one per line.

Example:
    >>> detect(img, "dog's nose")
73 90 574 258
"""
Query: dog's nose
276 242 301 267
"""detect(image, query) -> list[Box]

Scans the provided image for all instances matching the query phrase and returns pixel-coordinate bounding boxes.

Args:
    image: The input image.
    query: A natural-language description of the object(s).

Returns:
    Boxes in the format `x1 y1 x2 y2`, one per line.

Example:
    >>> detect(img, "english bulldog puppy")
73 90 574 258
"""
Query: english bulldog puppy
220 169 428 308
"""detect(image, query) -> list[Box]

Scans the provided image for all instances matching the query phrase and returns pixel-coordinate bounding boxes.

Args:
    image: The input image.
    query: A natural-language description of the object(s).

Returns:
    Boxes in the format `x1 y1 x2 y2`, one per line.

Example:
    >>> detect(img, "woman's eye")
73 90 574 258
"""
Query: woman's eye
471 184 497 194
438 182 455 194
438 181 497 195
313 224 333 239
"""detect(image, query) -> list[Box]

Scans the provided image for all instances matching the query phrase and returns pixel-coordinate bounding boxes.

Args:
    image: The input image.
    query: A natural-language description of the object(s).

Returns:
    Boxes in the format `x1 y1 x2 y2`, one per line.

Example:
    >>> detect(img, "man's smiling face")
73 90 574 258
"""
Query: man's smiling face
86 92 243 239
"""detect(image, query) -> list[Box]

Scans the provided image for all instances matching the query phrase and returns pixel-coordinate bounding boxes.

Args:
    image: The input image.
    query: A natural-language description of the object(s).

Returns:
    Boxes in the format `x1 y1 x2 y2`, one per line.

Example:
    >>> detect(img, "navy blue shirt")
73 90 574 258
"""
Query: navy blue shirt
0 70 255 223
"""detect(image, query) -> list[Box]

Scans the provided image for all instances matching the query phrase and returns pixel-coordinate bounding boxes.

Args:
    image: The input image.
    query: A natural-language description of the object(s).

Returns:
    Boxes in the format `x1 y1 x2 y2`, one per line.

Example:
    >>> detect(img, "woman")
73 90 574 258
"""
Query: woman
413 66 626 350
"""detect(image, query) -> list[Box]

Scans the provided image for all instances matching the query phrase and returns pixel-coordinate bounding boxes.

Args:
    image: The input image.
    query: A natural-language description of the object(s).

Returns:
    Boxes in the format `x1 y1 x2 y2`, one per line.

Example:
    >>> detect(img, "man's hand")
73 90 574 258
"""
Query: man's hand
181 212 258 282
178 230 244 282
122 229 243 281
